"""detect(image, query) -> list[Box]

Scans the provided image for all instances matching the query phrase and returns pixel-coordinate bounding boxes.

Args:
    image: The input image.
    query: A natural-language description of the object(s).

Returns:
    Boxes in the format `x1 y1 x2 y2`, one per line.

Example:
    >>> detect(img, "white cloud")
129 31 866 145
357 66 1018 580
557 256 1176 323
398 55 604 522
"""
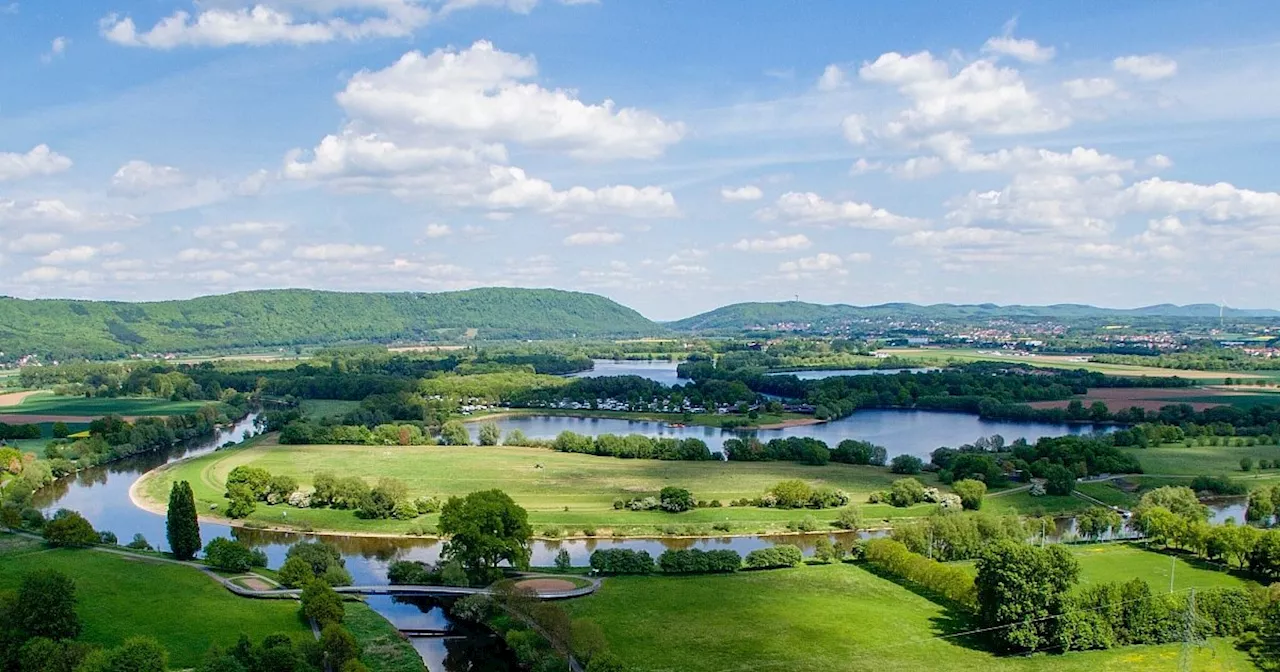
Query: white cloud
194 221 288 238
0 145 73 181
1145 154 1174 170
424 223 452 238
563 230 623 246
1121 177 1280 222
894 226 1021 248
778 252 844 275
731 233 811 253
5 233 63 253
39 245 100 264
841 114 869 145
1113 54 1178 80
293 243 385 260
41 36 69 63
0 198 140 231
981 36 1054 64
761 192 921 230
111 160 189 194
662 264 708 276
1063 77 1118 100
720 185 763 202
817 64 846 91
19 266 100 284
849 158 883 175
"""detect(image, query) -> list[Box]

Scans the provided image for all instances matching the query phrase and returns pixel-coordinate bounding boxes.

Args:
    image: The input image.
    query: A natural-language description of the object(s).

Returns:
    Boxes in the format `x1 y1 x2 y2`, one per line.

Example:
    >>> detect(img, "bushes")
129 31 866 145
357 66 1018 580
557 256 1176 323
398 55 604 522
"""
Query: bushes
888 478 926 507
658 548 741 574
42 509 100 547
831 439 887 466
864 538 976 607
658 487 695 513
387 560 437 584
952 479 986 510
203 537 267 572
889 455 923 475
723 436 830 464
589 549 654 575
743 545 802 570
766 479 812 508
555 431 713 461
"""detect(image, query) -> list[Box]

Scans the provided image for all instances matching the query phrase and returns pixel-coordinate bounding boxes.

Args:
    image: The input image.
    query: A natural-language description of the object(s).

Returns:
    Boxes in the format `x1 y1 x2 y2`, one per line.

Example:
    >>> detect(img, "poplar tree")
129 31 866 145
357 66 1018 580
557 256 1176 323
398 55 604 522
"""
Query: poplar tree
166 481 201 561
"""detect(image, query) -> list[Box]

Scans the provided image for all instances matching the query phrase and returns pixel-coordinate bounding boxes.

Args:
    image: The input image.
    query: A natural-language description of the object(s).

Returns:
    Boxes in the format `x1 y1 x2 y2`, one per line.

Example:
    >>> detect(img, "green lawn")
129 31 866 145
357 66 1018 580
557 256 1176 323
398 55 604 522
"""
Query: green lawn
0 392 213 417
564 563 1254 672
346 602 427 672
882 348 1253 380
1123 442 1280 476
300 399 363 420
1070 544 1251 592
139 436 943 536
0 535 311 668
985 490 1094 516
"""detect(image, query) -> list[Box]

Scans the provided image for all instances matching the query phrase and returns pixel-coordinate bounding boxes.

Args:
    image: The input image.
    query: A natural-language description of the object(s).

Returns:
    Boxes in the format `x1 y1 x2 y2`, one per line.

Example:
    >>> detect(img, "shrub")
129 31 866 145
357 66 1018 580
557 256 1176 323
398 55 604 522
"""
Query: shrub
767 479 813 509
788 516 819 532
864 538 976 607
888 478 927 507
203 537 265 572
835 507 863 531
301 580 345 628
392 500 420 520
658 549 741 574
414 496 442 514
808 487 850 509
125 533 152 551
554 549 572 571
658 487 696 513
744 545 802 570
712 521 733 533
43 509 99 547
590 549 654 575
890 455 924 475
953 479 987 510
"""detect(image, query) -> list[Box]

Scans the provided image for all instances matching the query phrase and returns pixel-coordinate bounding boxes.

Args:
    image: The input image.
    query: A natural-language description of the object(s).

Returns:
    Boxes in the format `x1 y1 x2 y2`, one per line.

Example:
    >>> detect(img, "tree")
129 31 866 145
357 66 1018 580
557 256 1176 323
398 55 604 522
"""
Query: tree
888 478 926 507
76 637 168 672
554 548 572 571
166 480 201 560
1241 456 1254 472
835 507 863 531
1042 464 1076 496
1076 507 1123 541
438 421 471 446
12 569 81 640
301 580 345 627
658 486 695 512
767 479 813 508
203 538 265 572
478 422 501 446
439 489 532 582
571 619 609 663
1135 486 1208 521
813 537 836 563
42 509 99 547
975 541 1078 652
51 422 70 439
889 454 923 475
952 480 987 510
320 623 360 669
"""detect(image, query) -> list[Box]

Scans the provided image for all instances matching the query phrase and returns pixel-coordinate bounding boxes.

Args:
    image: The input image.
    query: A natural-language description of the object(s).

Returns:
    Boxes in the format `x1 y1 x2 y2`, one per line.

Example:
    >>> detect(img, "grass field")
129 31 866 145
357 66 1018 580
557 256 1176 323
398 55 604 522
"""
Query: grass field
883 348 1260 381
1070 544 1251 592
0 392 212 418
1122 443 1280 476
139 437 944 536
564 562 1255 672
346 602 428 672
0 534 311 668
984 490 1095 516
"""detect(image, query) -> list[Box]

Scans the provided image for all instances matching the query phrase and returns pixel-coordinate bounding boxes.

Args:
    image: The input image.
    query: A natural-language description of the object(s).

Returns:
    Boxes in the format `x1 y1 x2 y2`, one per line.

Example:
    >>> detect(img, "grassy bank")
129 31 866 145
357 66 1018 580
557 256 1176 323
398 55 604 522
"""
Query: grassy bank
138 437 943 536
0 534 311 668
564 562 1254 672
346 602 428 672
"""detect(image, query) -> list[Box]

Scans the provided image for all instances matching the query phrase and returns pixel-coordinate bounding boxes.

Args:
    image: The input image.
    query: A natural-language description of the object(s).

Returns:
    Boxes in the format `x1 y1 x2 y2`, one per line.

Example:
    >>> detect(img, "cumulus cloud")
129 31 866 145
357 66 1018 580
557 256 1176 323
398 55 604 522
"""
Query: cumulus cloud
731 233 811 252
41 36 69 62
981 36 1055 64
816 64 846 91
1063 77 1118 99
194 221 289 238
720 185 763 202
0 198 140 231
1113 54 1177 80
424 223 451 238
1145 154 1174 170
5 233 64 253
760 192 921 230
563 230 623 246
0 145 73 181
39 245 112 264
778 252 845 277
293 243 385 260
111 160 189 194
899 134 1135 178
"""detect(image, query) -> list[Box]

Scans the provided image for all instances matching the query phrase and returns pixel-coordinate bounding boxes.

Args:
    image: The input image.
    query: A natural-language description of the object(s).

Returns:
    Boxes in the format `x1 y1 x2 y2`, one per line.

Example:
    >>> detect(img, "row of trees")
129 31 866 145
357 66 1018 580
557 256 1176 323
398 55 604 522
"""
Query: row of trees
552 431 714 461
586 545 806 575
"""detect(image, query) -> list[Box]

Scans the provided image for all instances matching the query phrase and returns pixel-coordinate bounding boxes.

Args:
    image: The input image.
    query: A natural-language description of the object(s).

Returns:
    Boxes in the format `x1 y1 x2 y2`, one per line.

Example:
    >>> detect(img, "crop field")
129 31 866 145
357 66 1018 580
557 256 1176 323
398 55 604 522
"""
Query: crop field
0 392 212 421
0 534 311 668
564 562 1253 672
139 437 944 536
883 348 1258 381
1026 387 1280 413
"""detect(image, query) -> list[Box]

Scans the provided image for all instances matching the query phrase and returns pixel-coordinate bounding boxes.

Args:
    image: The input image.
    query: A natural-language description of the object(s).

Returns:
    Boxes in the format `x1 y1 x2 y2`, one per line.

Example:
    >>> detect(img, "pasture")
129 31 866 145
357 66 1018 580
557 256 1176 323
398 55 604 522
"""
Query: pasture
139 438 944 536
883 347 1258 380
0 391 212 420
0 534 311 668
563 562 1253 672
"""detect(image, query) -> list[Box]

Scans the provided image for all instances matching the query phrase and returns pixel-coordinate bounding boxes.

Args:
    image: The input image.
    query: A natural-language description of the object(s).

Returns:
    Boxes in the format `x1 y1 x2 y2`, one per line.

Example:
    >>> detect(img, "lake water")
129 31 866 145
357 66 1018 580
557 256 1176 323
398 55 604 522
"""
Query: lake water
568 359 685 385
474 409 1110 459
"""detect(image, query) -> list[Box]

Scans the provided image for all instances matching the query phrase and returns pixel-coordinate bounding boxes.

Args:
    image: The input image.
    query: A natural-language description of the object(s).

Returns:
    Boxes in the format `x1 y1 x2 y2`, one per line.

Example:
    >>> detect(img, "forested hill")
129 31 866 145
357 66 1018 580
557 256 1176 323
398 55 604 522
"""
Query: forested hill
0 288 660 359
669 301 1280 332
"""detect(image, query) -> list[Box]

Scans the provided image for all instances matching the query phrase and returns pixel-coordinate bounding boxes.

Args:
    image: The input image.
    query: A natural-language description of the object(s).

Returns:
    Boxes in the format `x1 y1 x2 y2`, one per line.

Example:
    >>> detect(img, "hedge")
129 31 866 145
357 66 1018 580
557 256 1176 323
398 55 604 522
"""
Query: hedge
864 538 976 608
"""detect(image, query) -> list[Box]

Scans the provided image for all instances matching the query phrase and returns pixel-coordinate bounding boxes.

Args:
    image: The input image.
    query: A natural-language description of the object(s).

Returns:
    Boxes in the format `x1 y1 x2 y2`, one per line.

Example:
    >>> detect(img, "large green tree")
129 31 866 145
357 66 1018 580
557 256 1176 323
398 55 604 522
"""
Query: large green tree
975 540 1079 652
12 569 81 641
439 489 532 582
166 480 201 561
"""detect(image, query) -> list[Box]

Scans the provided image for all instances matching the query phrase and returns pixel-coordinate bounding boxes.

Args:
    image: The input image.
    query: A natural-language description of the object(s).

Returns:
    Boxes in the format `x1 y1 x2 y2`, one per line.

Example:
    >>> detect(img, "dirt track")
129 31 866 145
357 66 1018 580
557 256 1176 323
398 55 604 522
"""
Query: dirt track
0 390 44 407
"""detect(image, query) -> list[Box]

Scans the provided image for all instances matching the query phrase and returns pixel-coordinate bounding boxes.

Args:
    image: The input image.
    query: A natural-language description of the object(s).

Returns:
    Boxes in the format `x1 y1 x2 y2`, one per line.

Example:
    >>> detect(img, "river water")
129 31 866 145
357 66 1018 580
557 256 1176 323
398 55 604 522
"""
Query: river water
29 411 1243 670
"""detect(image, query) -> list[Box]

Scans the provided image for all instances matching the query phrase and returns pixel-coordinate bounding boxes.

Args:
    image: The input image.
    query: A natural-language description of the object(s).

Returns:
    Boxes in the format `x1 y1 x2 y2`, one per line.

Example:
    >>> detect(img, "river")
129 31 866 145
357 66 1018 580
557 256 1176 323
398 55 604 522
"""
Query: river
29 412 1243 670
471 409 1110 459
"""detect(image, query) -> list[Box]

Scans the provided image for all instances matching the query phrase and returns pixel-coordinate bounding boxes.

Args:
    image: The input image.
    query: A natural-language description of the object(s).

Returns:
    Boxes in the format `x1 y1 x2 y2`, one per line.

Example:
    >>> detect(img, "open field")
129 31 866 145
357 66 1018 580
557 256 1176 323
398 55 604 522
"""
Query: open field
138 437 943 536
564 562 1255 672
1071 544 1251 592
1026 387 1280 412
0 533 311 668
1121 442 1280 477
300 398 364 419
0 392 213 421
883 347 1261 380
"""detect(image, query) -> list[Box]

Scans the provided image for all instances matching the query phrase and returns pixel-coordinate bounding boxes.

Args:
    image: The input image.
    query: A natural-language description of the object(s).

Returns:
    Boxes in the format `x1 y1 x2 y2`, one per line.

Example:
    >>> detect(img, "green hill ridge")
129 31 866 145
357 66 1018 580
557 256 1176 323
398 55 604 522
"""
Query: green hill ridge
0 288 659 359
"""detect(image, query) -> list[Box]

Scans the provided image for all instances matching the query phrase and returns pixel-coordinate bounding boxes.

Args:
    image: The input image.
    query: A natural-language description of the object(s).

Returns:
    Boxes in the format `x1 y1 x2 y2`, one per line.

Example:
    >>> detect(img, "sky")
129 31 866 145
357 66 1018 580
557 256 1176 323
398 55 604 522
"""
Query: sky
2 1 1280 320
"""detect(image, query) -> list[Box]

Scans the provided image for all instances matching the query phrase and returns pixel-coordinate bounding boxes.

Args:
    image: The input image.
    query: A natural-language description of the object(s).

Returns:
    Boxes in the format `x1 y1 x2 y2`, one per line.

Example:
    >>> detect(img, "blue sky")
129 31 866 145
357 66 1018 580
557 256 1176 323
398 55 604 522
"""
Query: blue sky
2 0 1280 319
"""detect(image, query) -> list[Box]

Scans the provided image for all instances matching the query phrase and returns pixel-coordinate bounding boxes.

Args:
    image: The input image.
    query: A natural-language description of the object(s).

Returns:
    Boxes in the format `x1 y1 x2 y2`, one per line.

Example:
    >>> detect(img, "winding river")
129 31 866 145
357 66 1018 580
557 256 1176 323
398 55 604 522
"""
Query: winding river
30 411 1244 670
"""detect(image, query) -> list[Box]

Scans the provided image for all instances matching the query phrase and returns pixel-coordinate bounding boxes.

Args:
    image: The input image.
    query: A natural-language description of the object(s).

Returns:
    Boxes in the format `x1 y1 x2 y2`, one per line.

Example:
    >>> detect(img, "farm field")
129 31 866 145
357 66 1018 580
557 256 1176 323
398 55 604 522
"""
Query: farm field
0 534 312 668
138 437 944 536
1120 442 1280 477
1026 387 1280 412
299 398 363 419
563 562 1255 672
0 391 213 422
882 347 1259 380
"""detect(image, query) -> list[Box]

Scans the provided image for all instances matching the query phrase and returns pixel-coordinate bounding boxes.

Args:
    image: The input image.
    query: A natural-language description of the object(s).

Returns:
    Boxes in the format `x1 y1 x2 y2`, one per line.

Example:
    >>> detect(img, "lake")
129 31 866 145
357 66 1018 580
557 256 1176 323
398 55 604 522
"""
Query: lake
768 367 938 380
568 359 686 385
472 409 1110 459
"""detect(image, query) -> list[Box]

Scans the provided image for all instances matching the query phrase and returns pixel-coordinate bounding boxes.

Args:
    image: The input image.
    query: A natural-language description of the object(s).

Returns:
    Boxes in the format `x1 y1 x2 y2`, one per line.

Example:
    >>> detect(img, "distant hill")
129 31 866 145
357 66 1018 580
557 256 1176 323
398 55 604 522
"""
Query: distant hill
0 288 660 360
668 301 1280 332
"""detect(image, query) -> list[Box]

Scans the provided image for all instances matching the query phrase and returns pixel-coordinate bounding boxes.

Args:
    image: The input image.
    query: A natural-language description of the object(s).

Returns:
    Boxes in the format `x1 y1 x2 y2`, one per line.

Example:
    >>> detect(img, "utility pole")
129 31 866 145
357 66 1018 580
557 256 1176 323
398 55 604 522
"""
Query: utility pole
1169 556 1175 593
